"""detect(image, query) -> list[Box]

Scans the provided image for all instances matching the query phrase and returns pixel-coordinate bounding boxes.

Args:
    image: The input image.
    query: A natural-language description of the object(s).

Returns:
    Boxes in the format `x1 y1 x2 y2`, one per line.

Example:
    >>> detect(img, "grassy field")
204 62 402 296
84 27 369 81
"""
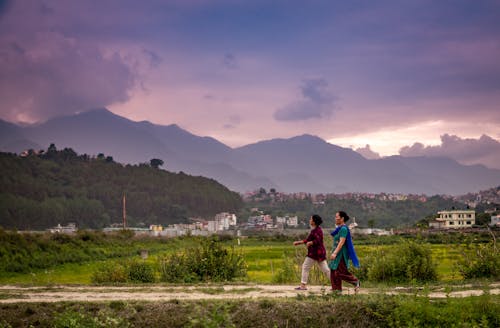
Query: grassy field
0 236 470 285
0 293 498 327
1 233 497 328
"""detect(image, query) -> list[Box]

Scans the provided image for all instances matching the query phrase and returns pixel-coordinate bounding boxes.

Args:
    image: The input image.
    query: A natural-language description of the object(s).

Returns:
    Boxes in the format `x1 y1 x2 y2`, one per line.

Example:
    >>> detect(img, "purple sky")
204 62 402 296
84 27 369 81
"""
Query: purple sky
1 0 499 168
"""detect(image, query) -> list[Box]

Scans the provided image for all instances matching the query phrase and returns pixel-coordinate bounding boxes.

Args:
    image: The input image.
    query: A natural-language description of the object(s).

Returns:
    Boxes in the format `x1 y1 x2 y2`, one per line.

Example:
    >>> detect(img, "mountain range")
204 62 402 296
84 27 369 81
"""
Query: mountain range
1 108 499 195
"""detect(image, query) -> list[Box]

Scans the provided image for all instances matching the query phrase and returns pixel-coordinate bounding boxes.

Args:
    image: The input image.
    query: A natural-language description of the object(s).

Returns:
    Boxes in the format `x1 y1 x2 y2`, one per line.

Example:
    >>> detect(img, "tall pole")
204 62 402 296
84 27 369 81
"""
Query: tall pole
122 193 127 229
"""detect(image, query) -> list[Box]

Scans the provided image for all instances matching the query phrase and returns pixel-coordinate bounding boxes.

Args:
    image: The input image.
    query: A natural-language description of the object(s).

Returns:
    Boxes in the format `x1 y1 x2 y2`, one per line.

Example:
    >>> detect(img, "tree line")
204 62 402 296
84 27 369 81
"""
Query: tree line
0 146 243 230
243 191 468 228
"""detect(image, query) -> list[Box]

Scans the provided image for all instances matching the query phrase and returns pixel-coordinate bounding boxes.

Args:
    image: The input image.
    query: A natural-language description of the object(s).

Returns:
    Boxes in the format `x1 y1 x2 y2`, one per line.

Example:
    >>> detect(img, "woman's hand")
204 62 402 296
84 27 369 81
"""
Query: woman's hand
293 241 302 246
330 252 337 260
306 241 313 247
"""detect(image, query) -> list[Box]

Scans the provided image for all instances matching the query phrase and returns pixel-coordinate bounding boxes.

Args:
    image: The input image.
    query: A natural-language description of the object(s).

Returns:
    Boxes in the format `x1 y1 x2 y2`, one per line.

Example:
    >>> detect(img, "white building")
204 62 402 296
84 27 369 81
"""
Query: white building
215 212 237 229
490 215 500 227
275 216 298 227
429 210 476 229
276 216 287 224
287 216 298 227
48 223 77 233
207 220 220 232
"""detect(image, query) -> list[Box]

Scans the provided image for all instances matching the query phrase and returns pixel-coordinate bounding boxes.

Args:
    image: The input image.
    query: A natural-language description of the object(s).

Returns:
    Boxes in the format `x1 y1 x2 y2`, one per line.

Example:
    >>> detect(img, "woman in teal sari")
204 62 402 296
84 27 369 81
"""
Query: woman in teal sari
329 211 360 292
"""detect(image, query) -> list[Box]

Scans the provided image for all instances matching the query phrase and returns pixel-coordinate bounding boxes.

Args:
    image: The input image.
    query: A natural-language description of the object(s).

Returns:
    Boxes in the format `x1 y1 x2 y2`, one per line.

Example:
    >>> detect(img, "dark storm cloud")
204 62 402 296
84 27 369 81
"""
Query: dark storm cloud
399 134 500 169
0 0 499 153
274 78 338 122
0 31 137 122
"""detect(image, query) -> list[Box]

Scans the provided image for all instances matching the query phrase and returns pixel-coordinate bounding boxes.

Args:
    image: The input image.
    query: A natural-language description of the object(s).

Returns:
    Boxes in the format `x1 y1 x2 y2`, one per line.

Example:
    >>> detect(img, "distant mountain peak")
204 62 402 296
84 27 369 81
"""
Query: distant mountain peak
75 108 114 117
289 134 326 143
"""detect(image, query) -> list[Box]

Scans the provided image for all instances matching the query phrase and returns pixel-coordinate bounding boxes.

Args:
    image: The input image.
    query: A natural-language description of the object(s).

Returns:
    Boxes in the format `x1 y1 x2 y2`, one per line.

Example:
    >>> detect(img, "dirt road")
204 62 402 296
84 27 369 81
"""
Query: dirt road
1 283 498 303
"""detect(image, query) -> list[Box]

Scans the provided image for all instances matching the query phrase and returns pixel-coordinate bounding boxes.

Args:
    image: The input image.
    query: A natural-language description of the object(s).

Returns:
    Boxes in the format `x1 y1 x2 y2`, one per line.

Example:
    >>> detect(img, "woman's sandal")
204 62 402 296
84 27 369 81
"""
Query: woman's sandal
354 280 361 293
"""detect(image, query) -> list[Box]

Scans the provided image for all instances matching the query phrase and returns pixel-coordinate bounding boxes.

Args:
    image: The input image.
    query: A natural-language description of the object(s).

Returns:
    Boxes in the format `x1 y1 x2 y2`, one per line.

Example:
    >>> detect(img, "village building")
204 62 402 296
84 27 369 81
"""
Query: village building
490 215 500 227
275 215 299 228
429 209 475 229
48 223 77 233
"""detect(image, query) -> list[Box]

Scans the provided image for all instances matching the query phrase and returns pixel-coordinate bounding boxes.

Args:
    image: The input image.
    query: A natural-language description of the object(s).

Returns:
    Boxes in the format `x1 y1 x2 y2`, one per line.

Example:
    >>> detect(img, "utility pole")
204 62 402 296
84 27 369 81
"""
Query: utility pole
122 193 127 229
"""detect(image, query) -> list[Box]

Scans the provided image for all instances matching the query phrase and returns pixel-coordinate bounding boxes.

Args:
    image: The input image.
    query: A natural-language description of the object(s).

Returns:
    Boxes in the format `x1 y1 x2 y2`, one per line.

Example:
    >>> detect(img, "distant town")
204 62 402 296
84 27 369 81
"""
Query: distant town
47 188 500 237
242 188 500 208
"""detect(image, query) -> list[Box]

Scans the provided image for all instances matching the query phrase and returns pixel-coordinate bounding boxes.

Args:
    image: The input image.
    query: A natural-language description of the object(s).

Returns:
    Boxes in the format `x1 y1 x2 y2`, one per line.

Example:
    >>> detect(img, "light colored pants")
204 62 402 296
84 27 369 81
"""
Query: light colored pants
300 256 331 284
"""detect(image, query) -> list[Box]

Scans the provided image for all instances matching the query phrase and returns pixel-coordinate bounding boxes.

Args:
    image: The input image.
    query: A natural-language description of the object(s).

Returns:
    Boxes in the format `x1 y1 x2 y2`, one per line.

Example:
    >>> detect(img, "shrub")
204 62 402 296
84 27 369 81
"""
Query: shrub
91 263 128 284
159 237 246 283
127 260 156 283
195 238 246 281
160 252 198 283
456 235 499 279
367 240 437 283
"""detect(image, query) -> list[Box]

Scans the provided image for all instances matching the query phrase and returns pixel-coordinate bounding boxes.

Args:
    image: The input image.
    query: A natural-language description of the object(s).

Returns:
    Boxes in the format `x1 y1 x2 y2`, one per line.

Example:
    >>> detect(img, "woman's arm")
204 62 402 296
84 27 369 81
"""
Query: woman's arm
294 231 315 247
330 237 346 259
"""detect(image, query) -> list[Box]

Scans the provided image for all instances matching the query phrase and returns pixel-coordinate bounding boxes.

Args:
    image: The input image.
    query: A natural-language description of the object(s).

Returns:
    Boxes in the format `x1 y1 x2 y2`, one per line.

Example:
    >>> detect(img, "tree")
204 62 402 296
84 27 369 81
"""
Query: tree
150 158 164 169
476 212 491 226
47 143 57 153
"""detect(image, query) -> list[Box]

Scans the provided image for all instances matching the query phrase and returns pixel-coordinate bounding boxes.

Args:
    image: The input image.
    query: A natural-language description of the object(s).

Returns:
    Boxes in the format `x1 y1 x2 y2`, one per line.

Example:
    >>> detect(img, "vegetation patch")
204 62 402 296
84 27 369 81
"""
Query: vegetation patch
159 237 247 283
0 295 498 327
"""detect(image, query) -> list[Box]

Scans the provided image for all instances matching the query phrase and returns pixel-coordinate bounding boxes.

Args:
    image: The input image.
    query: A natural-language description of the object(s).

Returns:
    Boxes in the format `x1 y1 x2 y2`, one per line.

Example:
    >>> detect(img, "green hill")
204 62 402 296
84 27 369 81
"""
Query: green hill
0 146 243 230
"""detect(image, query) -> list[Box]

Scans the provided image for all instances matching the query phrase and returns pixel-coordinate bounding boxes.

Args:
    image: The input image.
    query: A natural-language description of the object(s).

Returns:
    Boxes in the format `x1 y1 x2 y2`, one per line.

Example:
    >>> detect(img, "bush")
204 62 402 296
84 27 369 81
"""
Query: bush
160 252 198 283
91 263 128 284
456 236 499 279
367 240 437 283
127 260 156 283
195 238 246 281
159 237 246 283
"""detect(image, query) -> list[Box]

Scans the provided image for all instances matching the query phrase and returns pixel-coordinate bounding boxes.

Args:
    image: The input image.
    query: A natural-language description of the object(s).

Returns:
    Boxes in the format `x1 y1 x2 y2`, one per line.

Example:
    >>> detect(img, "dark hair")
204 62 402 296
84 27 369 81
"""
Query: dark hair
338 211 350 222
311 214 323 226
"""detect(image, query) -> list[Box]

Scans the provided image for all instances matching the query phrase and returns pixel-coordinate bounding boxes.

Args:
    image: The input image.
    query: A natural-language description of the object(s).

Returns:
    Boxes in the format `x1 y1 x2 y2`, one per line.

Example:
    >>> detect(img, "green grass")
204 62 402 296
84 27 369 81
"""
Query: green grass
0 294 498 327
0 237 484 285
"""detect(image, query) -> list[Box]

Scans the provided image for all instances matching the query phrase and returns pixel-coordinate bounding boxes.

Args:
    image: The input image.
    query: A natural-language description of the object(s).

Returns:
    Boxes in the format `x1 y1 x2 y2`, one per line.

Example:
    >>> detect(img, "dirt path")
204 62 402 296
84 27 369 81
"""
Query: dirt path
0 283 498 303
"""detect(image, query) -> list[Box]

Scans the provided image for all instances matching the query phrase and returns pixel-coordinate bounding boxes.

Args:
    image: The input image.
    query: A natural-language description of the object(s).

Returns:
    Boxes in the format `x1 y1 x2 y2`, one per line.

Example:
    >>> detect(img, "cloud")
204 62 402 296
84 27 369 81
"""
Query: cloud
0 1 142 123
355 144 381 160
142 49 162 68
399 134 500 170
0 31 137 123
274 78 337 121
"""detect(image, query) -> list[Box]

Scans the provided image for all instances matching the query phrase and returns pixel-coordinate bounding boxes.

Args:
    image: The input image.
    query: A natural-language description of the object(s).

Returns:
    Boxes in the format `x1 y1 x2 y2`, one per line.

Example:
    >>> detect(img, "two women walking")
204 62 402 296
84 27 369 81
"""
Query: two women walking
294 211 360 293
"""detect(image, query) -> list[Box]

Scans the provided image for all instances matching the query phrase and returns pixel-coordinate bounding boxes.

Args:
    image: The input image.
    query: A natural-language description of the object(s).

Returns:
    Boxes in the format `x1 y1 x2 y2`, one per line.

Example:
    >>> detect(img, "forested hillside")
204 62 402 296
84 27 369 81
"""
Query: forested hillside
0 147 243 230
243 191 467 228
